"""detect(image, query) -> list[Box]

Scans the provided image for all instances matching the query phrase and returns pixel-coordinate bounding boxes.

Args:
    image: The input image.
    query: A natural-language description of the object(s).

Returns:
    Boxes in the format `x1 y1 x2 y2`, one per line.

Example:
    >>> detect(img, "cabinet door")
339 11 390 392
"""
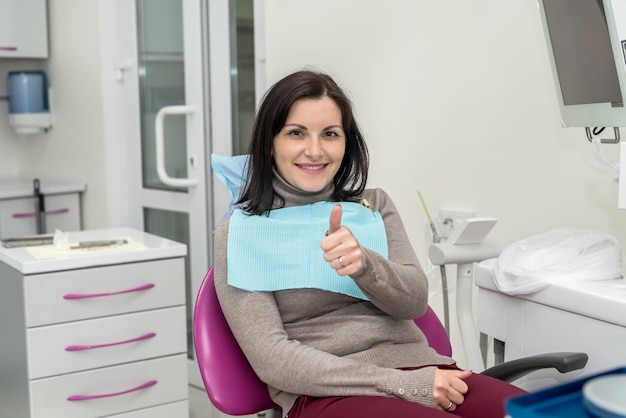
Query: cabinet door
0 0 48 58
0 193 81 239
44 194 82 233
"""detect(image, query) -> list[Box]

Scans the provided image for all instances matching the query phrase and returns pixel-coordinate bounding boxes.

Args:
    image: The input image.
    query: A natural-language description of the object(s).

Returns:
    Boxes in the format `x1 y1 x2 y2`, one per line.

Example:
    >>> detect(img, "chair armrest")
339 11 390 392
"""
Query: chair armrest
480 352 588 383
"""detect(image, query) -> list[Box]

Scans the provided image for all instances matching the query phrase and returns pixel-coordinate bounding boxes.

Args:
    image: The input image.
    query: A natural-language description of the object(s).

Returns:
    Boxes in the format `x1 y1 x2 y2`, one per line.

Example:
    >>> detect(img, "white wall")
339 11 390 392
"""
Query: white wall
0 0 623 368
263 0 626 368
0 1 117 230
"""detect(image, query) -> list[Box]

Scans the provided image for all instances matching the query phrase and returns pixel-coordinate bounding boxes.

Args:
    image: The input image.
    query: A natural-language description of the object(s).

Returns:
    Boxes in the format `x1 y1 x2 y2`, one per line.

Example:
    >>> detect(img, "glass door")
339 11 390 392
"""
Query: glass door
135 0 209 387
130 0 260 388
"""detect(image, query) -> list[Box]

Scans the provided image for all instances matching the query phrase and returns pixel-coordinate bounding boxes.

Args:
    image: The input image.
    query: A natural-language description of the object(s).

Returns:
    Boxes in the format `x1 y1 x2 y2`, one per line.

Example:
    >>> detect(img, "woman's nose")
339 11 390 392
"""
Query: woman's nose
304 137 323 158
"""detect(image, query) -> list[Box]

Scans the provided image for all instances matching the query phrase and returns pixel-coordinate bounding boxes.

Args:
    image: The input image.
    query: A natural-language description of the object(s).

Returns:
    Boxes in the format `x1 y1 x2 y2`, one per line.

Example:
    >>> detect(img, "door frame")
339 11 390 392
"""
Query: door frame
106 0 265 388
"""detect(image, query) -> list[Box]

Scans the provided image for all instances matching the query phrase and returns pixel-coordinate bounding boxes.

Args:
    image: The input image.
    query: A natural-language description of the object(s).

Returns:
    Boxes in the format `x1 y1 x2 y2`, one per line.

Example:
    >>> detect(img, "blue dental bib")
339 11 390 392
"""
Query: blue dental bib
227 201 388 300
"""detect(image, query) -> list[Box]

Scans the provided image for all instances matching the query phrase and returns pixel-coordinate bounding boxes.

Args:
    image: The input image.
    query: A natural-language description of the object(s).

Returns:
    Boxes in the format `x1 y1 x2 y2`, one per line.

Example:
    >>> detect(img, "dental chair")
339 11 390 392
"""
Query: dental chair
193 265 588 417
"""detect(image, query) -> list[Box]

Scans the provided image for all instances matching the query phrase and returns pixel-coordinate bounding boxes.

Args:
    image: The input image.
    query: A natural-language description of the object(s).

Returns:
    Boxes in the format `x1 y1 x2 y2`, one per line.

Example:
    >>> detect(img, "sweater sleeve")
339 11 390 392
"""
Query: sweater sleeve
350 188 430 319
213 217 437 410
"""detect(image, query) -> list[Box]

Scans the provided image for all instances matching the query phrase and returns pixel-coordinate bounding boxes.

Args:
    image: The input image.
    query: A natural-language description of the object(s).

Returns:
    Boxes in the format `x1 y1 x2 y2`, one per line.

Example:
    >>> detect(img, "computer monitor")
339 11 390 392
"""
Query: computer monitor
537 0 626 128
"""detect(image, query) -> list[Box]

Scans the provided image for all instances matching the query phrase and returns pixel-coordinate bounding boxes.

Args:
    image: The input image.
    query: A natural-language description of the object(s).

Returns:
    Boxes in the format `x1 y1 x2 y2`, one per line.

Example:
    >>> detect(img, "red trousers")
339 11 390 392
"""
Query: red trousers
287 371 526 418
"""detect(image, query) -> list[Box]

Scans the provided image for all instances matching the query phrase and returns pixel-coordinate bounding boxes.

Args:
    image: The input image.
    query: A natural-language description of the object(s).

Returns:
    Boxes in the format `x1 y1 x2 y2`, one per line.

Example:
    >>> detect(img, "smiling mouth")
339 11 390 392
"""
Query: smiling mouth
297 163 328 172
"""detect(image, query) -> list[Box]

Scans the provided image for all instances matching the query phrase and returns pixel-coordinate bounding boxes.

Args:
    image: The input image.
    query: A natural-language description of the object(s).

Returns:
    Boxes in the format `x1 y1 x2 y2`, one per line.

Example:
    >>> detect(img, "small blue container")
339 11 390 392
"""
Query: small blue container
506 367 626 417
7 71 49 114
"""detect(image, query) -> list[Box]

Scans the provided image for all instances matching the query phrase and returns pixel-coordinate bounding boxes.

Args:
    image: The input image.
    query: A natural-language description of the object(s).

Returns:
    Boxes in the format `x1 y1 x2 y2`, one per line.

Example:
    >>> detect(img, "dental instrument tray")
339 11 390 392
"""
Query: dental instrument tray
1 235 54 248
2 235 129 249
506 367 626 417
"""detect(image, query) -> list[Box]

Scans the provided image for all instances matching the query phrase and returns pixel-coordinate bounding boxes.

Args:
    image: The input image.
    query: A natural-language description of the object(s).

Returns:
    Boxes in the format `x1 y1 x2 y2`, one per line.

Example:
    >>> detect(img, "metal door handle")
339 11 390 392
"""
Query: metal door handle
154 105 198 188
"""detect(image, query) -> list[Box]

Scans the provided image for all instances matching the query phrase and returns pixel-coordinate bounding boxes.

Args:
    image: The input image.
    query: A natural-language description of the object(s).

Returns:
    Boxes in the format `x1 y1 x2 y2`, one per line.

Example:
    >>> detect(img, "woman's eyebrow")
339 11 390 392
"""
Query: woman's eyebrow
284 123 307 130
282 123 343 131
323 125 343 130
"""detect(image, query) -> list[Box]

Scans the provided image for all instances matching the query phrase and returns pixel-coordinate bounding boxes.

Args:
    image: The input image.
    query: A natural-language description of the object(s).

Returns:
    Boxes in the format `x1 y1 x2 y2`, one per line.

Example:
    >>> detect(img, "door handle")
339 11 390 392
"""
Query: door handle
154 105 198 188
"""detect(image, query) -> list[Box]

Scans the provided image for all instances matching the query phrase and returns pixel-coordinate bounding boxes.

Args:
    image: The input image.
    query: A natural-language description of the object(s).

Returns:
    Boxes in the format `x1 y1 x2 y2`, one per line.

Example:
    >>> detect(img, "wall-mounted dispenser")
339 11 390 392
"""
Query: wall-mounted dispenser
7 71 52 135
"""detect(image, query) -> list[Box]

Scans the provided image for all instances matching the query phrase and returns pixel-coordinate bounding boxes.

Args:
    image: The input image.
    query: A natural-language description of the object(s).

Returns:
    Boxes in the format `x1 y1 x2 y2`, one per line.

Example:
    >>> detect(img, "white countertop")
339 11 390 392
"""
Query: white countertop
0 177 86 199
476 258 626 327
0 227 187 275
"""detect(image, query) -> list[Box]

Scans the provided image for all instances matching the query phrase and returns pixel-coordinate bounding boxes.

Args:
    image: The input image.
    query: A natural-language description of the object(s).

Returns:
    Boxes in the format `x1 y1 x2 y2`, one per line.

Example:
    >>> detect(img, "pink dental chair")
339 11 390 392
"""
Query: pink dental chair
193 265 587 416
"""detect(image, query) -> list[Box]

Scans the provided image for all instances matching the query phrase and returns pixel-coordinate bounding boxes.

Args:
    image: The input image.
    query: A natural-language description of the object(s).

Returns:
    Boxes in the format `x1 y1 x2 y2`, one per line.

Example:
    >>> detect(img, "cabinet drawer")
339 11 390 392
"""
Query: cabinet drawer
0 193 81 239
27 306 186 379
113 400 188 417
29 354 188 418
24 258 185 326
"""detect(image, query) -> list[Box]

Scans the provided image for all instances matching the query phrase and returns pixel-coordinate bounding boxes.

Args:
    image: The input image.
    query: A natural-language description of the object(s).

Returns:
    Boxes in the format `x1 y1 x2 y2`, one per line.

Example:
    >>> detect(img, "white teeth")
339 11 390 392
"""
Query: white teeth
300 164 324 170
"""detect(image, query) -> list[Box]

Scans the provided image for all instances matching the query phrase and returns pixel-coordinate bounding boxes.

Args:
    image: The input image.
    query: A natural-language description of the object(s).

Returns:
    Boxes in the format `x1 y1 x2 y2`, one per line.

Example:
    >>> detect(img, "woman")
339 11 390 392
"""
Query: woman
213 70 524 417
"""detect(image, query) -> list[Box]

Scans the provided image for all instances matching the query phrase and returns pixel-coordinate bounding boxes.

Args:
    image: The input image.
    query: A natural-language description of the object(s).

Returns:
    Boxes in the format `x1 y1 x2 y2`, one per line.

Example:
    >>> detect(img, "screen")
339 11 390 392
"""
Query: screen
543 0 622 106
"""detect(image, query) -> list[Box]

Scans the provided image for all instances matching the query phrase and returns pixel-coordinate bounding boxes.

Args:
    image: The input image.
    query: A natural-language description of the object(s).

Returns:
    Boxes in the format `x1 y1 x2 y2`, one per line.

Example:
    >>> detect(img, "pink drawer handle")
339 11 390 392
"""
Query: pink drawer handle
65 332 157 351
12 208 70 218
67 380 158 401
63 283 155 300
0 46 18 51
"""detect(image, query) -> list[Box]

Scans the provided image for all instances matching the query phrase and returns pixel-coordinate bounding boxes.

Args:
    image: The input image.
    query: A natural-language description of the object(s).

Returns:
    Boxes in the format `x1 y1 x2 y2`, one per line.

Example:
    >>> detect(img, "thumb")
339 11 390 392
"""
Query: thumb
328 204 342 234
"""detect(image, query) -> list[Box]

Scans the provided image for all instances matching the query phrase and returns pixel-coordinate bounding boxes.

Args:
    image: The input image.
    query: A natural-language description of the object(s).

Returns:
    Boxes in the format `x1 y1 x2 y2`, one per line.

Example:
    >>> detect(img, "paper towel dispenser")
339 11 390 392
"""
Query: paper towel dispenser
7 70 52 135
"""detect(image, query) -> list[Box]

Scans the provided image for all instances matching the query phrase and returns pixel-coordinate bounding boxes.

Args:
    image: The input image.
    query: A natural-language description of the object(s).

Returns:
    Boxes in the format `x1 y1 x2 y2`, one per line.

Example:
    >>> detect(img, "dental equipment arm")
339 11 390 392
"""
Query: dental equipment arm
428 240 501 372
481 352 589 383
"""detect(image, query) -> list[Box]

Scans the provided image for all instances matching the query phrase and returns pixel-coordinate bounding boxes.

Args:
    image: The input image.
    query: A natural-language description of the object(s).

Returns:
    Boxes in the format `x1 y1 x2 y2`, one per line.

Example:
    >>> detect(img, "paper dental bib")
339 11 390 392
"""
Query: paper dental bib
227 201 388 300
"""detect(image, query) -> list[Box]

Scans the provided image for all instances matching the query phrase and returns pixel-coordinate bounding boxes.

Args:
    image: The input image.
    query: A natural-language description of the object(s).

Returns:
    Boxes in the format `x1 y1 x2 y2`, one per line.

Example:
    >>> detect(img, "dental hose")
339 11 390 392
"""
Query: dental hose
417 191 450 335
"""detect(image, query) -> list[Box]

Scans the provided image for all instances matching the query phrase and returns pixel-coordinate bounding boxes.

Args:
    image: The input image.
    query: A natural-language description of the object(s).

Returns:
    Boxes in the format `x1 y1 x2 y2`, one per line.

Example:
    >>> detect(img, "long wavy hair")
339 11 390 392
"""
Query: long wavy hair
237 70 369 215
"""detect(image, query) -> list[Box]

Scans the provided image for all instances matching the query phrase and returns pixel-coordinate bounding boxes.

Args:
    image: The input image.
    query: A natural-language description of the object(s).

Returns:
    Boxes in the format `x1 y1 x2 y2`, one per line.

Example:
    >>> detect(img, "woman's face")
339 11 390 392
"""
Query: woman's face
272 97 346 192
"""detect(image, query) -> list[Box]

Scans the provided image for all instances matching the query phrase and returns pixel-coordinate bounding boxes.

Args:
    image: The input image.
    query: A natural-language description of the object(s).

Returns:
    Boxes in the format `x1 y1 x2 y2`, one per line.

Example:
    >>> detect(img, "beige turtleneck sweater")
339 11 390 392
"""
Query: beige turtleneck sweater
213 176 454 416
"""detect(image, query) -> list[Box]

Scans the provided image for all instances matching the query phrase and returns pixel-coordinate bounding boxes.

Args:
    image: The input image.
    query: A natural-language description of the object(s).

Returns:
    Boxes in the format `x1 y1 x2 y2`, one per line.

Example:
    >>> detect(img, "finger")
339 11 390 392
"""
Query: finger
451 378 469 395
433 369 468 407
440 400 456 412
451 370 472 394
328 204 342 234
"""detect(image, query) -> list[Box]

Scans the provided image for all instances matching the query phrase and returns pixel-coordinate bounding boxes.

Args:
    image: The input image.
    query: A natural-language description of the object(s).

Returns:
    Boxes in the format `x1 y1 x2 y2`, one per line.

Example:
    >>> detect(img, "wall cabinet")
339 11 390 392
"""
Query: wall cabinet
0 193 81 239
0 0 49 58
0 227 188 417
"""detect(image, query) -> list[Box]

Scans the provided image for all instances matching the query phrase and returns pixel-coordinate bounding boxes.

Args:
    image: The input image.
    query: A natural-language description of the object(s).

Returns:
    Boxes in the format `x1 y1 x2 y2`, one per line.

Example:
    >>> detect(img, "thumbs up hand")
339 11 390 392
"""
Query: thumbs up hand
327 203 342 235
321 204 363 276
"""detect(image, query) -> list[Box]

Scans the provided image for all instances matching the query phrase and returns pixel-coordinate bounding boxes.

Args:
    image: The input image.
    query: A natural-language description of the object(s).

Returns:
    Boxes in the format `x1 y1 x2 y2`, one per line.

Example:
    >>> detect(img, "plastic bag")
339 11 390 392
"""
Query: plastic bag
493 228 622 295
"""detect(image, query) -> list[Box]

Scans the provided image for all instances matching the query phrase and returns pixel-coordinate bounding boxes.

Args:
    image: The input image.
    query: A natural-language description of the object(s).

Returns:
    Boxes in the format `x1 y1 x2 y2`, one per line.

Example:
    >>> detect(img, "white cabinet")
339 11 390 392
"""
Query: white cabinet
0 227 189 417
0 0 49 58
0 193 82 238
0 178 85 239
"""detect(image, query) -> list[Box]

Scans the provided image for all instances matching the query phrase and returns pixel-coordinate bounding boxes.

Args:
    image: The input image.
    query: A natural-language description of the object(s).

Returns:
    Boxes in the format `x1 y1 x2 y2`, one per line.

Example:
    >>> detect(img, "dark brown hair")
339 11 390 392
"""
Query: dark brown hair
237 70 369 215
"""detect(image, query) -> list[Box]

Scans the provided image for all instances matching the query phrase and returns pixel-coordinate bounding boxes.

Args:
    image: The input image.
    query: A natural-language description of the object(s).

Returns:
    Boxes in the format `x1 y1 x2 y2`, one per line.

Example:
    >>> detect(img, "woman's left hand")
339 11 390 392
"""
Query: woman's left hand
321 204 364 276
433 368 472 413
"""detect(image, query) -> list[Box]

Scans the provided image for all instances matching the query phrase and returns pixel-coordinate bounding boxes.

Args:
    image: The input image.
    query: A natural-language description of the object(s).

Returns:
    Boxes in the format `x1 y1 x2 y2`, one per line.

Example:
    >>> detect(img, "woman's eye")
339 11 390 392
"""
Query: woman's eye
323 131 339 138
287 130 303 137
